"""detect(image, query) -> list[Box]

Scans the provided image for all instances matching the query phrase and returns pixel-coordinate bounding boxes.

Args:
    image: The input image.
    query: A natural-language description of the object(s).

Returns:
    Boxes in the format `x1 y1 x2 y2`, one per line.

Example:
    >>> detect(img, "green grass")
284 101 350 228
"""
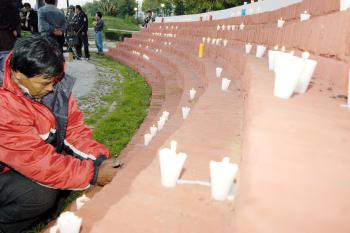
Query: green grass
25 53 151 233
87 54 151 155
89 16 140 31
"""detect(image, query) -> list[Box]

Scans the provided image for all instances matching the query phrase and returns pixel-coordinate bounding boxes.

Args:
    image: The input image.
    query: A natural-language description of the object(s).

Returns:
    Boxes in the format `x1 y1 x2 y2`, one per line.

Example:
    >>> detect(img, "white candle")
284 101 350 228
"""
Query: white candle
150 125 158 137
143 54 150 60
217 25 221 31
182 106 191 119
159 148 187 187
210 157 239 201
281 46 286 52
162 111 170 120
294 51 318 94
57 212 82 233
76 194 90 210
223 40 228 47
139 44 142 48
300 11 311 22
256 45 266 58
245 43 252 54
212 39 217 45
169 42 172 46
170 140 177 155
221 25 226 31
157 119 164 131
216 67 223 78
231 25 235 30
221 78 231 91
277 18 285 28
207 37 211 44
189 88 197 100
144 133 152 146
202 37 206 43
239 23 245 30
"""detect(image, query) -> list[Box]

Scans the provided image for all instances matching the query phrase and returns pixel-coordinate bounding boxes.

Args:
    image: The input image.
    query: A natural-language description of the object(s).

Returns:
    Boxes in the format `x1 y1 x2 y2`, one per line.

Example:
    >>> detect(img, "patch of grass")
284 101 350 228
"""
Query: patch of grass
25 53 151 233
88 54 151 155
89 16 140 31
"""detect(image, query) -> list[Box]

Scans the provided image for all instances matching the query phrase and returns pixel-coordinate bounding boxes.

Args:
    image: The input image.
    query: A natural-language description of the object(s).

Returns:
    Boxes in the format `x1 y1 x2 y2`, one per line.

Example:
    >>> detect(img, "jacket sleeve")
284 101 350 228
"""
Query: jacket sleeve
64 95 110 160
0 114 96 190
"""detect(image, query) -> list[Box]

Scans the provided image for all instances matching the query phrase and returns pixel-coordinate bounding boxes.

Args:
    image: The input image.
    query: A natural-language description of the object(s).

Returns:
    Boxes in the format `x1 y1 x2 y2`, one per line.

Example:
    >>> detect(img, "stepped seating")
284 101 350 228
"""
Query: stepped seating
48 0 350 232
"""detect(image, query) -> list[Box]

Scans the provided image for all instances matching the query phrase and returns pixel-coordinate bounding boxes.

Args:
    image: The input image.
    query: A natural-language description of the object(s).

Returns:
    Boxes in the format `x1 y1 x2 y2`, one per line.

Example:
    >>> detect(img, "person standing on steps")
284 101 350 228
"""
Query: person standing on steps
93 11 104 55
73 5 90 60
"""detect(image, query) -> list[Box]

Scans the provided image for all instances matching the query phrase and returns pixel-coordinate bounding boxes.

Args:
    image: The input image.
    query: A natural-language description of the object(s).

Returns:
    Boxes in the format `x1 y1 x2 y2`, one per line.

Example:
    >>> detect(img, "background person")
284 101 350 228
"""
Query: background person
94 11 104 55
38 0 66 51
0 0 19 51
73 5 89 60
21 3 38 34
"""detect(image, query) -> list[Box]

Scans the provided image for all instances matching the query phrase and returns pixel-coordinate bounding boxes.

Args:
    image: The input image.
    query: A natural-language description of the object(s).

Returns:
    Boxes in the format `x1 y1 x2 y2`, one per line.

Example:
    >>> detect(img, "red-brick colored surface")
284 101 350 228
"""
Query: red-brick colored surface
46 1 350 232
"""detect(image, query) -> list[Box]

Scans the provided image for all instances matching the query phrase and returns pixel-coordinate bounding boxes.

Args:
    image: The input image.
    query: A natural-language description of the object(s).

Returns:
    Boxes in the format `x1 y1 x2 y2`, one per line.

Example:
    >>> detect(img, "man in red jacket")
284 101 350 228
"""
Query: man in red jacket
0 35 121 233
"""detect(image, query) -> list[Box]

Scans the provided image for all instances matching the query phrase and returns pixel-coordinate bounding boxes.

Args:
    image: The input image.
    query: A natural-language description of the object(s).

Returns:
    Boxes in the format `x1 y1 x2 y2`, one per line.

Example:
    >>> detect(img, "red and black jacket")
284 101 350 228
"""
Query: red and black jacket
0 52 110 190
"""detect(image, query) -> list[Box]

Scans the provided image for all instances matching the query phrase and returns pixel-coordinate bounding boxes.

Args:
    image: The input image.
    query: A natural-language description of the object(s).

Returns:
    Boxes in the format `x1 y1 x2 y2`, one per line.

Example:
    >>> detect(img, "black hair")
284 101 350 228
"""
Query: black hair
44 0 56 5
75 5 82 11
96 11 102 18
23 3 31 8
69 5 75 10
11 35 64 78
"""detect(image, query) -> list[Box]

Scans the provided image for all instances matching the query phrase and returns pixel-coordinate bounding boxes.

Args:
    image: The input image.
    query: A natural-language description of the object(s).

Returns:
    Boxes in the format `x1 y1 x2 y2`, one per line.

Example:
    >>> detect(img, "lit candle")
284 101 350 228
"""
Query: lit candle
217 25 221 31
221 78 231 91
150 125 158 137
300 10 311 22
281 46 286 52
182 106 191 119
239 23 245 30
143 54 150 60
144 133 152 146
76 194 90 210
277 18 285 28
221 25 226 31
223 39 228 47
207 37 211 44
245 43 252 54
159 148 187 187
231 25 235 30
294 51 318 94
189 88 197 100
202 37 206 43
57 211 82 233
162 111 170 120
209 157 239 201
256 45 266 58
216 67 223 78
170 140 177 155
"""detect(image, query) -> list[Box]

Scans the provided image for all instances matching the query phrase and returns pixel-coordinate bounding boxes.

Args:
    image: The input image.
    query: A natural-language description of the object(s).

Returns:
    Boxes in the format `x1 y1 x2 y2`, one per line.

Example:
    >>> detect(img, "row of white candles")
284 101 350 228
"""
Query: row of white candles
216 23 245 31
49 194 91 233
202 37 228 47
245 43 266 58
159 25 179 30
144 111 170 146
159 140 239 201
216 67 232 91
268 45 317 99
163 41 172 46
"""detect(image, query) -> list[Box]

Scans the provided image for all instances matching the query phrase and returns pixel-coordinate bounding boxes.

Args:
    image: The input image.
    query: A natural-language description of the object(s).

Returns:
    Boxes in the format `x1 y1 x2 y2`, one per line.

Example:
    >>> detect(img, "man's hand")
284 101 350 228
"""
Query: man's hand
96 159 123 186
12 30 17 38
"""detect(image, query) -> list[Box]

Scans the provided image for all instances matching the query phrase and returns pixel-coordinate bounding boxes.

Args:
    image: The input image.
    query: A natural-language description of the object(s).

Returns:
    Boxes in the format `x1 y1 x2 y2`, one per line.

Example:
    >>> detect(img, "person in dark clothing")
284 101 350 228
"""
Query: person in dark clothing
21 3 38 34
73 5 90 59
0 0 20 51
142 10 155 28
38 0 66 51
93 11 104 55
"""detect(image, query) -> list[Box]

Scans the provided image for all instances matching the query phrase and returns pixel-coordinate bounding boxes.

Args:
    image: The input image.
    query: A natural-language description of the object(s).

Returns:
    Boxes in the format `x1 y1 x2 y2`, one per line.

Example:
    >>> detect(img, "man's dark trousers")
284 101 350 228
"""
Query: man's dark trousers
76 32 89 59
0 171 59 233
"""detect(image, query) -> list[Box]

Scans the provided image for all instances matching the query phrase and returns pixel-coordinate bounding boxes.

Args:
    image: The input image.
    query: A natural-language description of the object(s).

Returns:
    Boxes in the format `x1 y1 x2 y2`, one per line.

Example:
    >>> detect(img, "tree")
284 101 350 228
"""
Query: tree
142 0 173 16
173 0 185 16
97 0 118 16
116 0 137 16
184 0 244 14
